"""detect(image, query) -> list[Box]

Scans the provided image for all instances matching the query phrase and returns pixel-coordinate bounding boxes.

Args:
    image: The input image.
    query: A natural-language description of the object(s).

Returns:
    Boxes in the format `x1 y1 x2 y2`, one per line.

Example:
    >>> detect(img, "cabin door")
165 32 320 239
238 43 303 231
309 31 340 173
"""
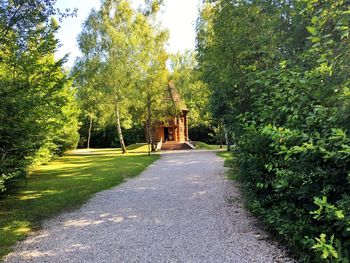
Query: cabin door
164 127 169 141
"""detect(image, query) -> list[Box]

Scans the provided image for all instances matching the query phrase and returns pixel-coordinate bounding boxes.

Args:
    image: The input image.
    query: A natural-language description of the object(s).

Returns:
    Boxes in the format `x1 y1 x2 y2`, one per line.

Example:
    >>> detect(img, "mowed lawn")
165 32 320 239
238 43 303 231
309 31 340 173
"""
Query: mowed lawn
194 141 227 151
0 144 159 259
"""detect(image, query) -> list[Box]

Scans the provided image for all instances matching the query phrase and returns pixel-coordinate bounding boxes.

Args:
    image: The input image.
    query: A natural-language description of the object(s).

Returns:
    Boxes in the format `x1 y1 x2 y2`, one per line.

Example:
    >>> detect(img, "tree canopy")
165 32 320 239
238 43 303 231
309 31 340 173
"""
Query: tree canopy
168 51 211 128
0 0 79 192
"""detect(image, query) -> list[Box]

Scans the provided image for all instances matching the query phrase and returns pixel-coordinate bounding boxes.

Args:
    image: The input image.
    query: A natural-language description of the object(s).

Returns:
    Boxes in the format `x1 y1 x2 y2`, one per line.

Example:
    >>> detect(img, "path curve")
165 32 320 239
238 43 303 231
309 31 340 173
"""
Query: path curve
4 151 294 263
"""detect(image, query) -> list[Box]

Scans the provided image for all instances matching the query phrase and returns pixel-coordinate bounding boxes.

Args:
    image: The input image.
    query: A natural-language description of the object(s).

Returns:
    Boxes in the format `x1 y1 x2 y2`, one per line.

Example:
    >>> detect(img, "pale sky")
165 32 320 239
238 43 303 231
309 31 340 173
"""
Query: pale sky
55 0 201 68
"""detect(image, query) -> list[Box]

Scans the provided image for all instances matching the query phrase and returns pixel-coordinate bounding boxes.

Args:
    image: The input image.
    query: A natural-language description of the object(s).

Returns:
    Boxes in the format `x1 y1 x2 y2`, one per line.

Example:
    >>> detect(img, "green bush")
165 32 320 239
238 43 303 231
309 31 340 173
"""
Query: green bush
233 125 350 261
197 0 350 261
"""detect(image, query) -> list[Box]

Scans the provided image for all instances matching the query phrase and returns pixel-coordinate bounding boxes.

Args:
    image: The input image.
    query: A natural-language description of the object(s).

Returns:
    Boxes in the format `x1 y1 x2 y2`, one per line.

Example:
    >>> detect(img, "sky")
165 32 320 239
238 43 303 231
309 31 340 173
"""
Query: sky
55 0 201 68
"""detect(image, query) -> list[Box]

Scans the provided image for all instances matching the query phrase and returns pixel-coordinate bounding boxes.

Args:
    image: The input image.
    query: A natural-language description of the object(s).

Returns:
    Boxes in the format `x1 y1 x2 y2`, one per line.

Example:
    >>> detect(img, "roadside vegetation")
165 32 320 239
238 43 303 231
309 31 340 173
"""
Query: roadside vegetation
0 145 158 260
216 151 235 181
216 151 232 160
197 0 350 261
0 2 79 193
194 141 226 151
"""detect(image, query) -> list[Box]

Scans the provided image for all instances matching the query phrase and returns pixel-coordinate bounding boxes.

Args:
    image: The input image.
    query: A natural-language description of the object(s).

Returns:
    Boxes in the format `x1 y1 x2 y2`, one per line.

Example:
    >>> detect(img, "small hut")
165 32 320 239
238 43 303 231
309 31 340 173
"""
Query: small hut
148 82 195 150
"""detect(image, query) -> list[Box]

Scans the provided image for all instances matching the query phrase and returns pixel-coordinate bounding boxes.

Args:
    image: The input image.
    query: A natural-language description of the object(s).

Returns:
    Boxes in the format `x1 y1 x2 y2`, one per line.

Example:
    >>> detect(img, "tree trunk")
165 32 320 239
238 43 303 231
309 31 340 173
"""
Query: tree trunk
224 125 231 151
87 115 93 149
115 104 127 154
218 124 223 149
146 121 151 156
147 94 155 154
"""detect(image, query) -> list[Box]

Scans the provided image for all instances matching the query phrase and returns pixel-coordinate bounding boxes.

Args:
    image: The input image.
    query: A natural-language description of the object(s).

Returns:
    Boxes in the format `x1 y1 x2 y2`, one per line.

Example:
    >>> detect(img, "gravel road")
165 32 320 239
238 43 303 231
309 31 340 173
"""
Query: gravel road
4 150 295 263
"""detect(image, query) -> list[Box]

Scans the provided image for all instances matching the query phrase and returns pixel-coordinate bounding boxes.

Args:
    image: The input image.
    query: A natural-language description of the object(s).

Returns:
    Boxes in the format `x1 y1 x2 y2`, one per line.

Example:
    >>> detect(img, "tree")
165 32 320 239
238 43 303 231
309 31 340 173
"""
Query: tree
0 1 79 192
0 0 75 45
76 2 138 154
72 56 104 149
132 7 169 154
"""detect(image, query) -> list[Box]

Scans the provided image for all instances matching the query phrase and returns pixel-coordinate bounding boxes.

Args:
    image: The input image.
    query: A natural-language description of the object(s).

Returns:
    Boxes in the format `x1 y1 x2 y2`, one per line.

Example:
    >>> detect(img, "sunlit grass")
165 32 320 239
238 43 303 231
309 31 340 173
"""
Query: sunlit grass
194 141 227 150
216 151 232 159
0 144 159 260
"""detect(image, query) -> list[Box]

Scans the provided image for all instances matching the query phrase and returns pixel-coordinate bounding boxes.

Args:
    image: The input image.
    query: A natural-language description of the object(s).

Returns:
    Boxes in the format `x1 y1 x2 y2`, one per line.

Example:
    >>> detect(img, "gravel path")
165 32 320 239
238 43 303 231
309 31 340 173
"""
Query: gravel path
4 151 295 263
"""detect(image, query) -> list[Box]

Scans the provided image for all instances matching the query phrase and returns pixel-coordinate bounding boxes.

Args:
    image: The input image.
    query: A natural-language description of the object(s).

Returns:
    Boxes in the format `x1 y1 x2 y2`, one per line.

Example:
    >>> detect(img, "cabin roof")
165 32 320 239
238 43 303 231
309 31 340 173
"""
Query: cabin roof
167 82 188 111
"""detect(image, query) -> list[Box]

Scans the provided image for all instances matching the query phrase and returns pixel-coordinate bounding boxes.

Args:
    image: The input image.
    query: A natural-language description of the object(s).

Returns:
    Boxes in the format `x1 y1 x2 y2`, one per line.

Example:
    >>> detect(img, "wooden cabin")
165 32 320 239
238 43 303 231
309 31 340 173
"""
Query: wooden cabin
149 83 194 150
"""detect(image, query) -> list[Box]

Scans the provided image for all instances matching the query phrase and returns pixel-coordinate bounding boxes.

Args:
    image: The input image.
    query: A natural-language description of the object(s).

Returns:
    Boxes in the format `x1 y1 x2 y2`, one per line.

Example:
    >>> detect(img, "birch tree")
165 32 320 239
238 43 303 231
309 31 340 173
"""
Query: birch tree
133 7 168 154
73 56 102 149
76 0 168 154
76 0 144 154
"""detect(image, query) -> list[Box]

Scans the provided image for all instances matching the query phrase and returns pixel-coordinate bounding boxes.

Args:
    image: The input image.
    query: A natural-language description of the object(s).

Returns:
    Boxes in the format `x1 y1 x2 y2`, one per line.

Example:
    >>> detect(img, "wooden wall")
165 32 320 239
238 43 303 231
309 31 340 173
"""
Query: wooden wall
150 110 189 143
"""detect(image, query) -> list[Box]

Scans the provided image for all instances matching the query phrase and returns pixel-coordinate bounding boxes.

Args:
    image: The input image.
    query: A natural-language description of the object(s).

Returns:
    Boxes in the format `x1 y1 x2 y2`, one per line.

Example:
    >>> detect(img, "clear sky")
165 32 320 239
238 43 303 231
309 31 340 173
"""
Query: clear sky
55 0 201 68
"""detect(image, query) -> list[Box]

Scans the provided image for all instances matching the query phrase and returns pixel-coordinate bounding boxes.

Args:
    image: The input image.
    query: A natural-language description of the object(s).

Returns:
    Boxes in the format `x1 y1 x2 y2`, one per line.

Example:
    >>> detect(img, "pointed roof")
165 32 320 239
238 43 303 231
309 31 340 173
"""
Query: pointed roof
167 81 188 111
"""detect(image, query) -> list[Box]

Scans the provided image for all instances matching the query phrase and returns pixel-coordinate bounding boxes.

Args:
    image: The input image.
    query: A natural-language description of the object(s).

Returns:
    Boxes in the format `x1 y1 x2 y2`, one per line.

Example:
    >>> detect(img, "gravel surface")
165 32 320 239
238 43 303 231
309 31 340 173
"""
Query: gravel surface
4 150 295 263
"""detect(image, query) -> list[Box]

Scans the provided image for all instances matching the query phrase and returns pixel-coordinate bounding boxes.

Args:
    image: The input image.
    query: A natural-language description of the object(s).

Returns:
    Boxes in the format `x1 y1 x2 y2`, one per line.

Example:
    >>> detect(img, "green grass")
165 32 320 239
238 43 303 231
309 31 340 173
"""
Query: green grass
216 150 237 180
0 144 159 260
216 151 232 159
193 141 227 150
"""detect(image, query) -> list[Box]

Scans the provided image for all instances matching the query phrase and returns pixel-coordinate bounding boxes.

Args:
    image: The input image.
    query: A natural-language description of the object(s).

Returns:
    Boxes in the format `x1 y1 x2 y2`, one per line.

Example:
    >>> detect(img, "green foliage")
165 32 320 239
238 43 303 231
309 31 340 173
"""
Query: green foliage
74 0 168 153
189 125 217 144
197 0 350 261
0 1 79 192
312 234 338 261
169 51 211 128
78 122 146 149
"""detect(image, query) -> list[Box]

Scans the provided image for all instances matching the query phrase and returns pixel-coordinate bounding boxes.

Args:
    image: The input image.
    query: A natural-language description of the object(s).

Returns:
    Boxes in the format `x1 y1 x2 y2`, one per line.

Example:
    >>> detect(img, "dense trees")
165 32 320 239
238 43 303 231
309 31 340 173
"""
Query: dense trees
0 1 79 192
74 0 169 154
197 0 350 261
168 51 223 145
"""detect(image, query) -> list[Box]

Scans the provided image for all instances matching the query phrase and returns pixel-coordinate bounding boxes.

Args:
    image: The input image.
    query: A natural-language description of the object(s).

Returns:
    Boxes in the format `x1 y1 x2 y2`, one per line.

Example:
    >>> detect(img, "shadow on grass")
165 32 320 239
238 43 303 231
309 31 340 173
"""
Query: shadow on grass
0 148 159 260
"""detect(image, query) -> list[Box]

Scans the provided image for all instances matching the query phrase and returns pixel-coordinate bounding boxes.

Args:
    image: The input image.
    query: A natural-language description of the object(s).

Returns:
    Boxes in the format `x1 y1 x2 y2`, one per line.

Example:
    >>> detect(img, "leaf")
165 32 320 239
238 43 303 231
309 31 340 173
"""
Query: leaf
307 26 317 35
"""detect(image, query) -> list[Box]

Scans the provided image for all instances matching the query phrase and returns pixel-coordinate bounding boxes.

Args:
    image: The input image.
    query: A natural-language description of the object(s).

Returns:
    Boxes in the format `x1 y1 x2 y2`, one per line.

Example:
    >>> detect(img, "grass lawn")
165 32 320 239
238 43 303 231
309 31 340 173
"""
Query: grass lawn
0 144 159 260
193 141 227 150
